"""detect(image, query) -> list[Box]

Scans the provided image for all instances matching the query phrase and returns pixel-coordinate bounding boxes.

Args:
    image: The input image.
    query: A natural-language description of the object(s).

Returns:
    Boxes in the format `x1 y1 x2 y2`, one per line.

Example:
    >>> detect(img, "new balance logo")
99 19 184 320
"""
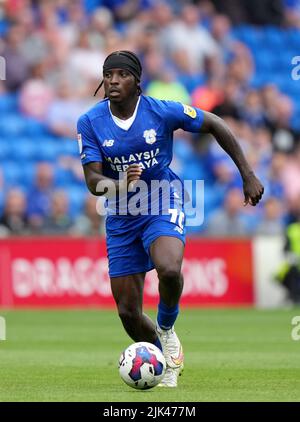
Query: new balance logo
174 226 183 234
103 139 114 147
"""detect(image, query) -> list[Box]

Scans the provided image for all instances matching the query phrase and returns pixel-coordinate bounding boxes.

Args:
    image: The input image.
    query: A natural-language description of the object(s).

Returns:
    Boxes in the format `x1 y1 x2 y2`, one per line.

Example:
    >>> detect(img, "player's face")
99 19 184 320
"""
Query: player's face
103 68 137 102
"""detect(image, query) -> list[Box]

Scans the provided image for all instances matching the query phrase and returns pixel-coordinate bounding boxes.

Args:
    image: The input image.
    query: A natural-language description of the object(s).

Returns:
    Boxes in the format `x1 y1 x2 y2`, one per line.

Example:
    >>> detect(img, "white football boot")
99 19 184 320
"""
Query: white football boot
156 323 184 387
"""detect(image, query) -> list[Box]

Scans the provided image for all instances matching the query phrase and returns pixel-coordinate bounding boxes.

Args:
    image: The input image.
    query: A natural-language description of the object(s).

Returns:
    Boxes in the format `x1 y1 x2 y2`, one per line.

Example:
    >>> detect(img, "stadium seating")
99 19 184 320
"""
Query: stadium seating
1 22 300 228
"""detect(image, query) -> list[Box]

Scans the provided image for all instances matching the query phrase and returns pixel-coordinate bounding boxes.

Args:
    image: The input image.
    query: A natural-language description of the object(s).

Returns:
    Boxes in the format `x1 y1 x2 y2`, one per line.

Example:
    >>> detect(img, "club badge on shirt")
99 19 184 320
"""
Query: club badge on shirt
143 129 157 145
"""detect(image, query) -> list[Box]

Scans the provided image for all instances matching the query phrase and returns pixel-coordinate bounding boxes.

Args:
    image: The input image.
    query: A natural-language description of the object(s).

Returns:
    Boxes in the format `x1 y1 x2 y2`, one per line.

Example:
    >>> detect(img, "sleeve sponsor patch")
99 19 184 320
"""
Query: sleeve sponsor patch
182 104 197 119
77 133 83 154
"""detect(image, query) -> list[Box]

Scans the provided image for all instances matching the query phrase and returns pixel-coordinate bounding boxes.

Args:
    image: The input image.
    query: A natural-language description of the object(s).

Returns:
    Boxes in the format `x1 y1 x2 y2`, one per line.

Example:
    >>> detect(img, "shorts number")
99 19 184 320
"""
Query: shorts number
168 209 185 229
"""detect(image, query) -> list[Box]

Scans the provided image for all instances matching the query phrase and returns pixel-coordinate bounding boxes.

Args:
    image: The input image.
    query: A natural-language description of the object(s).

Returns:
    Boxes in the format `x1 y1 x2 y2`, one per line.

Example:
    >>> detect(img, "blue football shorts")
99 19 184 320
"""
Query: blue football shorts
105 209 186 278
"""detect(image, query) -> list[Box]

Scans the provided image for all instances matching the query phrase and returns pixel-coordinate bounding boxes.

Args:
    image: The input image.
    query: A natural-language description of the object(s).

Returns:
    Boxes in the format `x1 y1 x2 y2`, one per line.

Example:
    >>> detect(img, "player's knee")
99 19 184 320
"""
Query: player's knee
157 267 181 284
118 306 141 327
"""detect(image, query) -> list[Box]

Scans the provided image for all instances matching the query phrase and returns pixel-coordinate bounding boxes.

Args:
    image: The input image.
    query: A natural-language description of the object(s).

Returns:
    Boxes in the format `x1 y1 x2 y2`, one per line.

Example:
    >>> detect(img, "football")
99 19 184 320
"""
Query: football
118 342 166 390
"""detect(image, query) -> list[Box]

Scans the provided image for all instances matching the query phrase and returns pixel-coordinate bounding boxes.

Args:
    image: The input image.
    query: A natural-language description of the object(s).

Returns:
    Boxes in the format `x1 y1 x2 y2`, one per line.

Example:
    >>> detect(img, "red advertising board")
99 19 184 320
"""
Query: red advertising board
0 237 254 307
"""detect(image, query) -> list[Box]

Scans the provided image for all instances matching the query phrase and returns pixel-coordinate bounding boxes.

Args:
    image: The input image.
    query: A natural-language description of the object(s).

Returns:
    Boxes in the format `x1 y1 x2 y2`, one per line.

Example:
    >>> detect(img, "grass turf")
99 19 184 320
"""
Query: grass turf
0 308 300 402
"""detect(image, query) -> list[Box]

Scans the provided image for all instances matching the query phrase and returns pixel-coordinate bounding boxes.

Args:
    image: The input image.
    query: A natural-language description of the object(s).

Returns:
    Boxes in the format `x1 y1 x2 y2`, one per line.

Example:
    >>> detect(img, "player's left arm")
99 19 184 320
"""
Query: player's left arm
200 111 264 206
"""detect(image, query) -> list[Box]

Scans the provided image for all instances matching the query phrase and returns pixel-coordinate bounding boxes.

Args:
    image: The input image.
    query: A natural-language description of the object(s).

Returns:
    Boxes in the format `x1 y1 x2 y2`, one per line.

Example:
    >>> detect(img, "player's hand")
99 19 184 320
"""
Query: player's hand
243 173 264 206
126 164 142 191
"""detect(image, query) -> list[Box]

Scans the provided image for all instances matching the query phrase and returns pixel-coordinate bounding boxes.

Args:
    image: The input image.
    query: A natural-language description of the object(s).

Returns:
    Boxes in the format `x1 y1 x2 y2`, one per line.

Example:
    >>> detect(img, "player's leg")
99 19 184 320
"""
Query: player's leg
151 236 184 309
110 272 160 346
150 236 185 387
106 216 161 347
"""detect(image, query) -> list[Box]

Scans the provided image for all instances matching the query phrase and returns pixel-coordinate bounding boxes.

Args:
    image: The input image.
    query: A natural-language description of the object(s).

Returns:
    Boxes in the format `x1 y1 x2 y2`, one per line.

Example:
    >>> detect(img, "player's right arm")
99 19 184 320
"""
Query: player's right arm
77 114 142 196
83 162 142 196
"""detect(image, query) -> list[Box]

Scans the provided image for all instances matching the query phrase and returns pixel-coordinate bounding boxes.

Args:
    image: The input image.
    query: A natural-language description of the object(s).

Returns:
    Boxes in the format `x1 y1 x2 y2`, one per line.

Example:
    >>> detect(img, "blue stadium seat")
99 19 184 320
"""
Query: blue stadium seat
0 190 4 216
10 138 38 162
0 94 18 113
255 50 275 72
291 113 300 131
34 138 60 162
0 114 26 137
54 166 74 187
21 162 36 188
24 118 48 137
59 138 79 156
67 185 87 217
1 161 23 186
249 74 268 89
263 26 285 48
284 29 300 49
0 138 9 161
205 184 225 213
233 25 263 48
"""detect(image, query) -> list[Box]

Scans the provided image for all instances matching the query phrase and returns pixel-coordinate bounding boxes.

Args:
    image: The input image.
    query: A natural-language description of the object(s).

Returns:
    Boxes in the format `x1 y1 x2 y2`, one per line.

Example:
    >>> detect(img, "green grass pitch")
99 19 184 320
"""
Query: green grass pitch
0 308 300 402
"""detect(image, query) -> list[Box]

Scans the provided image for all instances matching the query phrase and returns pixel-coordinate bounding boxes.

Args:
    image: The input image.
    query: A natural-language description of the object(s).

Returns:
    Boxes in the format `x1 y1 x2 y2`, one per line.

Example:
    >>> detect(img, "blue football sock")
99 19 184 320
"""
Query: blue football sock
157 300 179 330
153 337 162 351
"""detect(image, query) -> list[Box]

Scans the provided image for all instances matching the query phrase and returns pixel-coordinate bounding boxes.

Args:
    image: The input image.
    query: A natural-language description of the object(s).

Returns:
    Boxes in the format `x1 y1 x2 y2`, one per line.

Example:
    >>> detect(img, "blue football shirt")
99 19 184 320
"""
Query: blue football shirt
77 95 204 215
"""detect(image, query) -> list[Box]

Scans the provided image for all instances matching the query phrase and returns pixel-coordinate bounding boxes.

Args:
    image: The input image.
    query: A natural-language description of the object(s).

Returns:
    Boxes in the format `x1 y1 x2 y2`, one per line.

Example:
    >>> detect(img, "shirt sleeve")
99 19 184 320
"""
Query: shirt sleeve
77 114 103 165
161 100 205 133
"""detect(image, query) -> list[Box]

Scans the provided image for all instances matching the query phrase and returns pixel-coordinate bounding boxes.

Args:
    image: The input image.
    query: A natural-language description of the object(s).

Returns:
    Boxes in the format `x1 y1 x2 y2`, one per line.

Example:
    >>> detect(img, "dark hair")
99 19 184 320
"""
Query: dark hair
94 50 142 97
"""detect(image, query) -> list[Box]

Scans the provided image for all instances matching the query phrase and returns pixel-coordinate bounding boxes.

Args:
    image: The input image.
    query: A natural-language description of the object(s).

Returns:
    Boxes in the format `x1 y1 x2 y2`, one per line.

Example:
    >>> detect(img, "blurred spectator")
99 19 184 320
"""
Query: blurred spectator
211 0 247 24
19 62 54 121
170 49 205 93
286 194 300 225
255 197 285 235
284 0 300 27
0 189 28 237
152 1 174 39
242 0 284 25
1 23 30 91
262 153 284 202
89 7 114 50
270 96 295 152
71 195 105 236
102 0 154 21
27 163 54 232
238 90 267 128
211 14 232 52
67 30 105 81
211 78 241 119
58 2 87 48
275 207 300 304
206 188 248 236
142 50 167 87
207 117 245 188
0 0 300 238
226 42 254 85
280 146 300 204
161 4 220 74
46 77 87 138
191 77 223 112
42 190 73 234
146 68 190 103
212 0 284 25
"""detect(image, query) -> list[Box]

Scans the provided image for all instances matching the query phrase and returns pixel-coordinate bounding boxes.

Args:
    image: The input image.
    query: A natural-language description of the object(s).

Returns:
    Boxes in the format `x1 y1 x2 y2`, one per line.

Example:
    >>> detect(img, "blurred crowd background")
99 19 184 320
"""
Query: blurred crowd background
1 0 300 238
